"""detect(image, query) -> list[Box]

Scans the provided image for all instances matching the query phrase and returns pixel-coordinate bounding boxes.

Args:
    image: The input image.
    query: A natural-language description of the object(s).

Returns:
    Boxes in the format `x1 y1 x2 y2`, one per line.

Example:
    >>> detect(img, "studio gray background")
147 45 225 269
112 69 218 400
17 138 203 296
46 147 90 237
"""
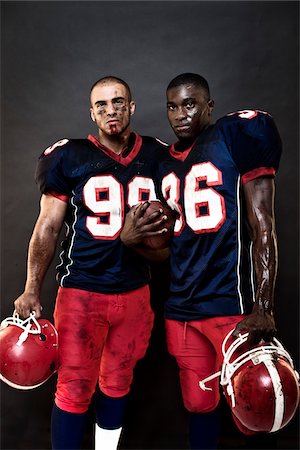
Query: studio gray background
1 1 299 449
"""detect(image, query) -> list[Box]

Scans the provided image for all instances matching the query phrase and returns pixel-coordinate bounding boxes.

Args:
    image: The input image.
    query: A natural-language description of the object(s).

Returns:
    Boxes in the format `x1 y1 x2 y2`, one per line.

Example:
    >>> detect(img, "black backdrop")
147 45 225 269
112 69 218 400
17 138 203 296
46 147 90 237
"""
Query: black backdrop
1 1 299 449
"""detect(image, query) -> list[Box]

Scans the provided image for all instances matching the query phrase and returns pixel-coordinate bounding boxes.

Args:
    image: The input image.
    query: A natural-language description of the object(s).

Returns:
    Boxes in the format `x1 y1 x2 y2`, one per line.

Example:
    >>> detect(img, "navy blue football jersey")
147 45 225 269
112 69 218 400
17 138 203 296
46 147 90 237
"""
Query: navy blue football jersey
35 133 167 293
156 110 282 320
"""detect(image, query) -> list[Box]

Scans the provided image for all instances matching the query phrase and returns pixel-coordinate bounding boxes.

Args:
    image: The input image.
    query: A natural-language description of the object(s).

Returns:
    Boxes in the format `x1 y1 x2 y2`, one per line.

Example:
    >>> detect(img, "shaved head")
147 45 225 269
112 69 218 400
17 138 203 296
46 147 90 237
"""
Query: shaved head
90 76 132 104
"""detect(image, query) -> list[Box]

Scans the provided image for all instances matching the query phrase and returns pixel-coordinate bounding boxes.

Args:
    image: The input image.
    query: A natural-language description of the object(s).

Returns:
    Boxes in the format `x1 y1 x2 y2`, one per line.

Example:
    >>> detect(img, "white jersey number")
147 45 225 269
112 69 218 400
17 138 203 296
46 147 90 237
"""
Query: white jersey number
162 162 226 234
83 175 157 239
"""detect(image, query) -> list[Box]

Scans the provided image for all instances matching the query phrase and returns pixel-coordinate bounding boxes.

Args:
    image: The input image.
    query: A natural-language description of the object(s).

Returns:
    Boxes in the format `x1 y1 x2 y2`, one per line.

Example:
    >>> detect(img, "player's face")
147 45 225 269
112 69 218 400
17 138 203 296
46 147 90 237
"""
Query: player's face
167 84 213 141
90 83 135 137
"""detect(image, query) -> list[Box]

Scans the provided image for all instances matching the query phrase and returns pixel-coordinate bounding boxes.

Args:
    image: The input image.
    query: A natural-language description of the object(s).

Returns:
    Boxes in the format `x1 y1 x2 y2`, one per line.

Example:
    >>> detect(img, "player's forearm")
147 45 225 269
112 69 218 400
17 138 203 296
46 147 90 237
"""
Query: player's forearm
24 223 60 295
243 177 278 313
252 226 278 313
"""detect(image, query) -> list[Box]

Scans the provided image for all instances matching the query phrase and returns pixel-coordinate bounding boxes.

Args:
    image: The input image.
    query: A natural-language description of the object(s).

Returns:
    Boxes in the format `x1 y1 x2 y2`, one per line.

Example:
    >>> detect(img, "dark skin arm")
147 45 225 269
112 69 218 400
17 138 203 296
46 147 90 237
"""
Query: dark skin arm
233 177 278 344
14 194 67 319
120 202 170 262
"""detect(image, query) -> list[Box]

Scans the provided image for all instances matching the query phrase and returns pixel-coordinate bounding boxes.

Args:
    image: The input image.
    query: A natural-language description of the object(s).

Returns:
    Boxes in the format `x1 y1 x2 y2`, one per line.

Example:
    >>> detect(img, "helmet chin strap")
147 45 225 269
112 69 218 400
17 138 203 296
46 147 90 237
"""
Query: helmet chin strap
1 311 41 346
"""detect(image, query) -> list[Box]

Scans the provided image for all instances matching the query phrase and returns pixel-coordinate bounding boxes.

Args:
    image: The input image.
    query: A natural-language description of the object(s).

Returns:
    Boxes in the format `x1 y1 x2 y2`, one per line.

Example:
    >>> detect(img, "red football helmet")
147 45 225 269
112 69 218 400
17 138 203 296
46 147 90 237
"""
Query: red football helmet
199 331 300 433
0 311 59 390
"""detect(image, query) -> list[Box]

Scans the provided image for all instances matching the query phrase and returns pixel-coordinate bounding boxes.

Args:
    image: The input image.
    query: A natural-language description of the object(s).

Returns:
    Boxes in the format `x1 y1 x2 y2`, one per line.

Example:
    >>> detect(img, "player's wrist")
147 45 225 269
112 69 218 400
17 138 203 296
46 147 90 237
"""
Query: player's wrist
254 299 273 313
23 284 42 297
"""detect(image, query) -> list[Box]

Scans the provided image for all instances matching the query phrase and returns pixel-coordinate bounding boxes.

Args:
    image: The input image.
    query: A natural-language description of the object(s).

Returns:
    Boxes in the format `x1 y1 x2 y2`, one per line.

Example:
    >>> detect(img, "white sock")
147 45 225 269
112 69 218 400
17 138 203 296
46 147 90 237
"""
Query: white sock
95 424 122 450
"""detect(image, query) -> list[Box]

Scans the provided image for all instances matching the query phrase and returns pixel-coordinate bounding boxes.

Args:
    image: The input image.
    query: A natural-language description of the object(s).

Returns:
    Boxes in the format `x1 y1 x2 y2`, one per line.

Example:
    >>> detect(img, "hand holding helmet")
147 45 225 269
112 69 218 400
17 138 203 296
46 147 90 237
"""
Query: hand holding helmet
232 303 276 345
0 311 58 390
14 291 43 319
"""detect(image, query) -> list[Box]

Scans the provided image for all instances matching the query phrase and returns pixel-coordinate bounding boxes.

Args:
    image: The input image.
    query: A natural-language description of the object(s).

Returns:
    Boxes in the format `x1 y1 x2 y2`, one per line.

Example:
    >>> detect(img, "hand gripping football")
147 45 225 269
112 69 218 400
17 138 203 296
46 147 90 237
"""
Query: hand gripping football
142 200 176 250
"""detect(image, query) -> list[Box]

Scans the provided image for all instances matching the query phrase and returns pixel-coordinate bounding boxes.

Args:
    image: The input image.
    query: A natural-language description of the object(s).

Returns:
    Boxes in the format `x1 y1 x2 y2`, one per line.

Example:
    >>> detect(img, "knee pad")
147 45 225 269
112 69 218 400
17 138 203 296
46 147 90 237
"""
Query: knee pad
181 374 219 413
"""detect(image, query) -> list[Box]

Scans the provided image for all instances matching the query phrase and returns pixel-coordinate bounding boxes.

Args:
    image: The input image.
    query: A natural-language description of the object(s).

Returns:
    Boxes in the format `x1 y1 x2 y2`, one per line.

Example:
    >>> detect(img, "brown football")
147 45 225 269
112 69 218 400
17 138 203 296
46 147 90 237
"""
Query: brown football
142 200 176 250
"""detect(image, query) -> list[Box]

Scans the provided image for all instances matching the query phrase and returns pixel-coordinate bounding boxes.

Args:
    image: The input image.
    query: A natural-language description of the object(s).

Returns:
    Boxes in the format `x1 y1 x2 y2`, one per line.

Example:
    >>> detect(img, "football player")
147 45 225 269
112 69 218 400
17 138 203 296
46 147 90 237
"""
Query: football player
13 76 168 450
121 73 282 449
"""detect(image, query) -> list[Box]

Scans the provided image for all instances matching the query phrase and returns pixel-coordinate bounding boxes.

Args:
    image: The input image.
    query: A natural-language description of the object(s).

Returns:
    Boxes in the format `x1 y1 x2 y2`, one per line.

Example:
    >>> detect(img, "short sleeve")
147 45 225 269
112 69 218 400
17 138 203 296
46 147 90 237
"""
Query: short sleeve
34 139 72 196
218 111 282 184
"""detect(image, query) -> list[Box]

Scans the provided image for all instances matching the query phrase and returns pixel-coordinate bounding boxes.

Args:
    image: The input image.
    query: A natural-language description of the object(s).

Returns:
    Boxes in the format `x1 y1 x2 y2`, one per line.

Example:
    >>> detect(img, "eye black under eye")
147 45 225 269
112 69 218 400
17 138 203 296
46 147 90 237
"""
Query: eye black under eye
113 98 125 105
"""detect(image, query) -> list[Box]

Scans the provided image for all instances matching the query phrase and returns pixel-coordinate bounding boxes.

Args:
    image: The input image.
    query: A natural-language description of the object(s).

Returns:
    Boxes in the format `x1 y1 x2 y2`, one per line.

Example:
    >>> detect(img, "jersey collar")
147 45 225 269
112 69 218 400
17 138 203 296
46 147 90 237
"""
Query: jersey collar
168 125 213 161
169 140 196 161
87 132 142 166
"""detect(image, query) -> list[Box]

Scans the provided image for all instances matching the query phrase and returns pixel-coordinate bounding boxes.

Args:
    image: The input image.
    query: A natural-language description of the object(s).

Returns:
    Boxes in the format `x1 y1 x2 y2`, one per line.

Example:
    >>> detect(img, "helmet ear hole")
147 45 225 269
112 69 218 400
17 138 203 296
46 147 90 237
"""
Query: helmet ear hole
0 315 58 390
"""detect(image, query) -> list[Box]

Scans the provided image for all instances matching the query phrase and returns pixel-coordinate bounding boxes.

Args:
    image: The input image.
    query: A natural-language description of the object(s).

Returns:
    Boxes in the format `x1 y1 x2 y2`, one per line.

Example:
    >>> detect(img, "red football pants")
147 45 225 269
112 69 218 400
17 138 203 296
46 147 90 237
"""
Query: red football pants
54 285 154 413
165 315 243 413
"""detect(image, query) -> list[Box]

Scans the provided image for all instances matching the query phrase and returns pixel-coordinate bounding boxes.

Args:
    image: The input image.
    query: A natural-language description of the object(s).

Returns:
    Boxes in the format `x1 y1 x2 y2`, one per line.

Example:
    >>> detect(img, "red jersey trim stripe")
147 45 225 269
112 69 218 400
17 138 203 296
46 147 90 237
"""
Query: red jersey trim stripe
47 191 69 203
241 167 276 185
